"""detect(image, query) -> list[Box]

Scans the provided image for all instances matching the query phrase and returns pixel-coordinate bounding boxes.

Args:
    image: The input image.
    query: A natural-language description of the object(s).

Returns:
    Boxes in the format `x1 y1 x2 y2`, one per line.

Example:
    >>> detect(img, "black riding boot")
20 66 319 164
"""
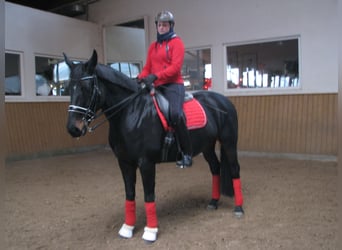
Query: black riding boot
174 117 192 168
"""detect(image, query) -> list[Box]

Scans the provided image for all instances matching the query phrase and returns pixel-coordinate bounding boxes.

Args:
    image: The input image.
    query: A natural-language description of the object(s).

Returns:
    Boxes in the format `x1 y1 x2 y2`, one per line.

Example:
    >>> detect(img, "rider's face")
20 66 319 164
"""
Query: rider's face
157 21 171 35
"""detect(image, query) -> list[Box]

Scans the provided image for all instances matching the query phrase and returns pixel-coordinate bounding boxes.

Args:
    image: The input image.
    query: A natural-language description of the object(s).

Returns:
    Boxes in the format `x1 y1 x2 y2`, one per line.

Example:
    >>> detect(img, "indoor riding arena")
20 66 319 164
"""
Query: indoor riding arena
3 0 340 249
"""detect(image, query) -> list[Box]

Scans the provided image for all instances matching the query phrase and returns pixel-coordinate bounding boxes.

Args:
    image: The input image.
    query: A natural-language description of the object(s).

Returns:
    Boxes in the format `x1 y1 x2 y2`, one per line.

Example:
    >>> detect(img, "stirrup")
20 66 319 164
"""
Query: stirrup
176 154 192 168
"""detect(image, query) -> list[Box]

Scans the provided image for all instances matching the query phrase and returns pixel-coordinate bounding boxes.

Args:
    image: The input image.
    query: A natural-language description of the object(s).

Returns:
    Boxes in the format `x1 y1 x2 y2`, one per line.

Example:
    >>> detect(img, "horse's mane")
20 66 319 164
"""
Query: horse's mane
95 64 138 92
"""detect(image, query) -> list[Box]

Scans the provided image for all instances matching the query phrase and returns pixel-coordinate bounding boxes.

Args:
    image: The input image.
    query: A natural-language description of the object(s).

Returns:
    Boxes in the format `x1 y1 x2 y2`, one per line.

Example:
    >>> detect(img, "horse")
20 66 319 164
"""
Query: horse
64 50 244 243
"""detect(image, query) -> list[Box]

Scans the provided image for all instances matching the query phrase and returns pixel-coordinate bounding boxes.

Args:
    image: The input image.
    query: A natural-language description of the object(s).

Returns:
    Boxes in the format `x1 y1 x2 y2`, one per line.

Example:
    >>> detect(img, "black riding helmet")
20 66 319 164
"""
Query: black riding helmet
155 11 175 28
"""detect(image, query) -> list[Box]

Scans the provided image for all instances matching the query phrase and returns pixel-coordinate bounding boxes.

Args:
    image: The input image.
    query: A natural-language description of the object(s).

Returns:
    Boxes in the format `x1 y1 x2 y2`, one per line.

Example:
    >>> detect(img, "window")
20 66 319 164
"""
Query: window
226 38 299 89
183 48 212 91
5 52 22 95
108 62 141 78
35 56 74 96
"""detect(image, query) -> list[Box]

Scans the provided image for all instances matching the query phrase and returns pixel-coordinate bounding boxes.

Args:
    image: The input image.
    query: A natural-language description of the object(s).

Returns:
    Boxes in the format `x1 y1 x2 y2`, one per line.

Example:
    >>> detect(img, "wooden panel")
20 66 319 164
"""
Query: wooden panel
230 93 337 155
5 102 108 159
5 94 337 159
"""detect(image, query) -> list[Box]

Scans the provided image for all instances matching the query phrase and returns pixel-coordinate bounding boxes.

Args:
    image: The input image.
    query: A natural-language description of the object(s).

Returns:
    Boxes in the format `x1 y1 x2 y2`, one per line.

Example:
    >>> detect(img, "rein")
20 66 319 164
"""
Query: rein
89 90 141 132
68 74 142 132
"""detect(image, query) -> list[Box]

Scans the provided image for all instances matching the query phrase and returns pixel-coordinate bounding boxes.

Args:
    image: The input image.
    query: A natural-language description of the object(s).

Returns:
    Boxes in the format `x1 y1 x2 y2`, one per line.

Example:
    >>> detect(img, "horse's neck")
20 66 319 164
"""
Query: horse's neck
104 88 124 106
102 81 137 112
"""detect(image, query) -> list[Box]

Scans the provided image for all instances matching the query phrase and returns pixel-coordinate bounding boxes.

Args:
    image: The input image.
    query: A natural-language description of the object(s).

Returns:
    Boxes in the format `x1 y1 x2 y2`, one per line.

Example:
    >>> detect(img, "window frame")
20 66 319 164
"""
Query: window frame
5 50 24 98
34 54 77 97
5 53 86 103
34 54 74 99
107 61 142 79
223 35 301 95
183 46 212 91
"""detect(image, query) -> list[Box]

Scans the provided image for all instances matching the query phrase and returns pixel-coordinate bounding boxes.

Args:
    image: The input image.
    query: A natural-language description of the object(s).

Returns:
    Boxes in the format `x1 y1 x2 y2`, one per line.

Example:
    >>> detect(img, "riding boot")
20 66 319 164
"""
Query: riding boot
174 117 192 168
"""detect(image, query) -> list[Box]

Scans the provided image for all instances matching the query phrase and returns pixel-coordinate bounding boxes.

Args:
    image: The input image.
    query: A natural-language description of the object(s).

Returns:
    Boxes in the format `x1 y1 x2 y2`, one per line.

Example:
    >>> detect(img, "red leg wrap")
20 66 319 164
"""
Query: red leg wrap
233 178 243 206
125 200 136 226
145 202 158 228
212 175 220 200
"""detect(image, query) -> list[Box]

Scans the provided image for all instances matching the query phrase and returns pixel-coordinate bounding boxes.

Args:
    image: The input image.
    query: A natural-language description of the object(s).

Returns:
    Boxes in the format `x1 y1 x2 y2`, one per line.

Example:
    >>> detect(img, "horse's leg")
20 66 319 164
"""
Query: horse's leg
138 159 158 242
220 141 244 218
118 159 138 239
203 146 221 210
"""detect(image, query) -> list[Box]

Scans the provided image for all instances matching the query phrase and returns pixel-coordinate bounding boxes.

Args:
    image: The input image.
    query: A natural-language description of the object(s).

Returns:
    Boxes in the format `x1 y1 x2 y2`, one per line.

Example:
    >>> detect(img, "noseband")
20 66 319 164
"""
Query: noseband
68 75 100 129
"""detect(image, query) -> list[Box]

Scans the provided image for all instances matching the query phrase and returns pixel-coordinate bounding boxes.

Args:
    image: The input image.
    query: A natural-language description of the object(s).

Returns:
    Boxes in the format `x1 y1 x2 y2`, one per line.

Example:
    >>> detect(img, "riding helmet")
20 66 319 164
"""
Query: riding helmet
155 11 175 27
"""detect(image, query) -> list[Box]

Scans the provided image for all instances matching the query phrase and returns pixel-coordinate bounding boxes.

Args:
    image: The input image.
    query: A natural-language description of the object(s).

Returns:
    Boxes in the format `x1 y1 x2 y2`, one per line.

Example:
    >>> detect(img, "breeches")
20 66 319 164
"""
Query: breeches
158 83 185 126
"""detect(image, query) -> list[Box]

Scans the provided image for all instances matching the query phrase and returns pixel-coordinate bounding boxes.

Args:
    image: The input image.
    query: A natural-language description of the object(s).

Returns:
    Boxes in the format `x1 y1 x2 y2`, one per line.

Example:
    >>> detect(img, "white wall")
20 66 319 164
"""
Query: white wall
89 0 338 95
5 2 103 102
105 26 145 63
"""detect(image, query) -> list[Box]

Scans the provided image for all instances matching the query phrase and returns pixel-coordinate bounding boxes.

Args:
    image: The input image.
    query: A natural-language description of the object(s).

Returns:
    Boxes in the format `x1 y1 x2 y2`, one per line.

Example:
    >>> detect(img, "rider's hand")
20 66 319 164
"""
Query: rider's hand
142 74 157 91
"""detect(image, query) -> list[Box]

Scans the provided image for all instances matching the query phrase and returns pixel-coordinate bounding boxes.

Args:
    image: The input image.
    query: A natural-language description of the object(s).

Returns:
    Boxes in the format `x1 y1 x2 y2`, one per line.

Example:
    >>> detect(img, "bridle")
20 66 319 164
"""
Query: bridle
68 74 142 133
68 75 99 131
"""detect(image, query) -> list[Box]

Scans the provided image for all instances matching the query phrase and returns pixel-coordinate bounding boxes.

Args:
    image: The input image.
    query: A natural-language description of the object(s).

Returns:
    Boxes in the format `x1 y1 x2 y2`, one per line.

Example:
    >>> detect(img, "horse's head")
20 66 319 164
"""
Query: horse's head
64 50 104 137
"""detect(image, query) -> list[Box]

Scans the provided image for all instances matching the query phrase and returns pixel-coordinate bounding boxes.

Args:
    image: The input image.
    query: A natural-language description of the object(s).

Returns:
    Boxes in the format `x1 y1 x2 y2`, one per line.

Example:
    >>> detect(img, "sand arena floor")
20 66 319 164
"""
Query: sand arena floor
5 149 337 250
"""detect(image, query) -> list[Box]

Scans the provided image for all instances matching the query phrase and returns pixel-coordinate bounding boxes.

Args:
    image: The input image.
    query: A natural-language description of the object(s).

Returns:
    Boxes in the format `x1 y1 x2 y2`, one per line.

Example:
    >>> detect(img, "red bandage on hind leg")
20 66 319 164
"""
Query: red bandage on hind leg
212 175 220 200
233 178 243 206
125 200 136 226
145 202 158 228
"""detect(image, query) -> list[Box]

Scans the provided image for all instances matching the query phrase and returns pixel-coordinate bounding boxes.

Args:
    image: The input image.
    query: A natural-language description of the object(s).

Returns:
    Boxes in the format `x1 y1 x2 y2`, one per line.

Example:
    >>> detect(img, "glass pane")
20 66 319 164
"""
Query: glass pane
108 62 141 78
129 63 141 78
35 56 72 96
5 53 21 95
226 38 299 89
183 48 211 91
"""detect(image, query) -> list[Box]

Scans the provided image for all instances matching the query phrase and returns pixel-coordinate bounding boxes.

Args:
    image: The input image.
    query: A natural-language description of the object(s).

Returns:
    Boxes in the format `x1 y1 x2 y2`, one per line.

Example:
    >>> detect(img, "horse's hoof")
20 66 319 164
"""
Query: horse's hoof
142 226 158 243
233 206 244 218
118 223 134 238
207 199 218 210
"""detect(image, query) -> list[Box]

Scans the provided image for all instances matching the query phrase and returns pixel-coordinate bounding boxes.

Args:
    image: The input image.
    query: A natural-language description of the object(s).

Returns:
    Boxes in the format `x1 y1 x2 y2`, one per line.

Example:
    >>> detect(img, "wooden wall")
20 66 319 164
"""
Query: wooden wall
5 93 337 160
230 93 337 155
5 102 109 160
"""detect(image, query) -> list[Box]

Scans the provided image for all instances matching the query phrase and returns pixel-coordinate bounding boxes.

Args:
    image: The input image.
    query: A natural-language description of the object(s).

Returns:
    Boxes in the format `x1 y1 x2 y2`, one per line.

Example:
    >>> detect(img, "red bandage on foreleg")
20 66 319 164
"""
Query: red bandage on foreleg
145 202 158 228
212 175 220 200
125 200 136 226
233 178 243 206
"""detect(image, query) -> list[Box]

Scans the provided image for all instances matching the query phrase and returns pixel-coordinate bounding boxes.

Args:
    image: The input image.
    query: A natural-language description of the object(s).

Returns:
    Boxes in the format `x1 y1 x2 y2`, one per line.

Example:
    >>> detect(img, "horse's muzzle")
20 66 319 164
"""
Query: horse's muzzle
67 119 87 137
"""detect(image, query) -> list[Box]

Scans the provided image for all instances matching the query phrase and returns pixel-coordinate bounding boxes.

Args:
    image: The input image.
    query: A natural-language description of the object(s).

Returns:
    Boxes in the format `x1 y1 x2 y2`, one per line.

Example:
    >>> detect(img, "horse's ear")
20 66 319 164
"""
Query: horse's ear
63 53 74 69
86 49 98 74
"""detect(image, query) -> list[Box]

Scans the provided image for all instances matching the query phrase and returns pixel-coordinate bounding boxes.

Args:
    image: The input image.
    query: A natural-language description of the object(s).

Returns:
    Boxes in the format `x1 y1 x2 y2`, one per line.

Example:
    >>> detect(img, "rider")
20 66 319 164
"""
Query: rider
138 10 192 168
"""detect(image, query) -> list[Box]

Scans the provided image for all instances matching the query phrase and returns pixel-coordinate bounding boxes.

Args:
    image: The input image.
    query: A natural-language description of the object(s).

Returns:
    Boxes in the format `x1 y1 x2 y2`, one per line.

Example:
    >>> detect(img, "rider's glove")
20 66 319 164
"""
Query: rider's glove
141 74 157 91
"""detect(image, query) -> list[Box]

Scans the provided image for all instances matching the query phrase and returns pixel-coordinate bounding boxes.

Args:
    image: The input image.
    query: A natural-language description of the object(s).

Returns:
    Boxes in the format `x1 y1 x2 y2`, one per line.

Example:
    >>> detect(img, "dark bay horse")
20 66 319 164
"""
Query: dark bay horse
64 50 244 242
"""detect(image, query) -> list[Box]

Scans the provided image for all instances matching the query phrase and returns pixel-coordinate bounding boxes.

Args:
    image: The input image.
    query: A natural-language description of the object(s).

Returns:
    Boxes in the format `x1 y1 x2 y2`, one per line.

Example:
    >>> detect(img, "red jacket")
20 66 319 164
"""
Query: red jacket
138 36 184 87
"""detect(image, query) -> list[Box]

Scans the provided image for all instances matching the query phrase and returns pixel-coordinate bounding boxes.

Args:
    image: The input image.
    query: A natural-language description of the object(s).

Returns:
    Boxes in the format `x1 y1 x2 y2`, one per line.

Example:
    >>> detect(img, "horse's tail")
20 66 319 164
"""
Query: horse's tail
220 145 234 197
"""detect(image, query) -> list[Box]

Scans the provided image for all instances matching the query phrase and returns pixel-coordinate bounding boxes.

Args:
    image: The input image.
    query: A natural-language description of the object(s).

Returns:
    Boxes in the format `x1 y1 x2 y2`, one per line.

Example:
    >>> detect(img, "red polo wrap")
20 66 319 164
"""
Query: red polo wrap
212 175 220 200
233 178 243 206
125 200 136 226
145 202 158 228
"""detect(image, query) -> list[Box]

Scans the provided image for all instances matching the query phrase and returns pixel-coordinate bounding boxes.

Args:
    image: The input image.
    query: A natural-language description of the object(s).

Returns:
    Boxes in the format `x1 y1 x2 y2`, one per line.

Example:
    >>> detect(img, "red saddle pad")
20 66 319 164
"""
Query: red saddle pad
183 99 207 130
153 97 207 131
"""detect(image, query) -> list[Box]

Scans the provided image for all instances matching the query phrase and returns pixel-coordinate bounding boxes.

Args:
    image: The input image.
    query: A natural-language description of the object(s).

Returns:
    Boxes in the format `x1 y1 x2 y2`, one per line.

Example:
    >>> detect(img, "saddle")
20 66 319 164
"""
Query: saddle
152 90 207 131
